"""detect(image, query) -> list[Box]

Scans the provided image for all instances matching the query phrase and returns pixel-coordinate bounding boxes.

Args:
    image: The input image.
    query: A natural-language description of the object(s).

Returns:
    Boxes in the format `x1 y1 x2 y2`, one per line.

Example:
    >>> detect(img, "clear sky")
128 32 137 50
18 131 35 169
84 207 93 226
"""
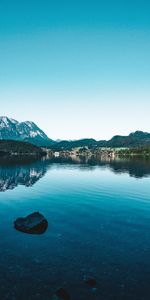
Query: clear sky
0 0 150 140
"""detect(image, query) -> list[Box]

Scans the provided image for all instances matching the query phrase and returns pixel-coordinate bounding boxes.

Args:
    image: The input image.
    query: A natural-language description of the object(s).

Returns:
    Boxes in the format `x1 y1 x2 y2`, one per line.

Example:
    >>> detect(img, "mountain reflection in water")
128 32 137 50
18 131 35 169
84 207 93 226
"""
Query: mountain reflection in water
0 155 150 192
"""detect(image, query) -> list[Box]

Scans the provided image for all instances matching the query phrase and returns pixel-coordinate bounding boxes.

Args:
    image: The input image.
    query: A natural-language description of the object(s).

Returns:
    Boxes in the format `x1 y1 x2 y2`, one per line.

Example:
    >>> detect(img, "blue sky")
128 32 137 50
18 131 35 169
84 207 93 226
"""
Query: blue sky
0 0 150 140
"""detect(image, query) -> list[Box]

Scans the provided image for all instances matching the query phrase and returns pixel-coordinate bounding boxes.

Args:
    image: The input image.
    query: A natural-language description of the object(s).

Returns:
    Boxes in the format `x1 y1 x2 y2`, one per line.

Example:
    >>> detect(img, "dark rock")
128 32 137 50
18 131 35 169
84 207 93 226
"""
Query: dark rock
14 212 48 234
84 276 97 287
55 288 71 300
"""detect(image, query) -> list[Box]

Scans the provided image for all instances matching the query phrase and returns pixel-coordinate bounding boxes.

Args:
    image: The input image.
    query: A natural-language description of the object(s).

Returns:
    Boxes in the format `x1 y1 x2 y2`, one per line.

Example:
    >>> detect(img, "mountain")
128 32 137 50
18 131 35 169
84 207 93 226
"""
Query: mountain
51 131 150 150
1 117 150 150
105 131 150 148
0 117 54 146
51 138 97 151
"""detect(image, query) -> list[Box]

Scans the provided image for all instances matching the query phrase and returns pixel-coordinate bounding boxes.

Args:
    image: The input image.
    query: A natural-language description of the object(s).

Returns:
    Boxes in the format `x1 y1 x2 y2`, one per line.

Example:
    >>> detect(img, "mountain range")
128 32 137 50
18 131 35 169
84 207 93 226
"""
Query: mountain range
51 131 150 150
0 116 150 149
0 117 54 147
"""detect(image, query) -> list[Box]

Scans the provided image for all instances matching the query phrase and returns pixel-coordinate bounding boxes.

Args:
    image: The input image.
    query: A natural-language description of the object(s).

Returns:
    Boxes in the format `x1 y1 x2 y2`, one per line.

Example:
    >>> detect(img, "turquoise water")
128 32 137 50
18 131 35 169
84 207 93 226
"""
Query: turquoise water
0 157 150 299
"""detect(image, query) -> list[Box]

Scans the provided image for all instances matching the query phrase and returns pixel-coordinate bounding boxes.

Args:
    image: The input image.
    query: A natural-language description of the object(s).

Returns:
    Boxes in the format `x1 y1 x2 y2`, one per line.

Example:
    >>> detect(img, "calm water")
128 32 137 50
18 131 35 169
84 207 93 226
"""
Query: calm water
0 156 150 300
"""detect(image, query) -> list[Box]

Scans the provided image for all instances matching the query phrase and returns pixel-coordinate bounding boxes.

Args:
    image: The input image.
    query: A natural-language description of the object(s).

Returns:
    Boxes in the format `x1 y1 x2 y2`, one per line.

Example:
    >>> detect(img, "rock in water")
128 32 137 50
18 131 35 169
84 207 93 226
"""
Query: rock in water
55 288 71 300
84 276 97 287
14 212 48 234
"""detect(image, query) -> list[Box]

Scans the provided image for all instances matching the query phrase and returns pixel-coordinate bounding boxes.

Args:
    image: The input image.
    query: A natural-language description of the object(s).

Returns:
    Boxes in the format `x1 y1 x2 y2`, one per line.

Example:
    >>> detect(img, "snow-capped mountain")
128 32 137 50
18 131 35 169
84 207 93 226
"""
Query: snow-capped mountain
0 117 54 146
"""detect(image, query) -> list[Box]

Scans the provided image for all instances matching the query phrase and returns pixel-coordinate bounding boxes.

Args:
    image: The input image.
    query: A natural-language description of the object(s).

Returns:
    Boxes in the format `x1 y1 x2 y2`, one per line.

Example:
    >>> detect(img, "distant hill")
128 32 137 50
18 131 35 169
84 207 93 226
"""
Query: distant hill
0 117 150 150
0 116 55 147
51 138 97 151
0 140 45 156
105 131 150 148
50 131 150 150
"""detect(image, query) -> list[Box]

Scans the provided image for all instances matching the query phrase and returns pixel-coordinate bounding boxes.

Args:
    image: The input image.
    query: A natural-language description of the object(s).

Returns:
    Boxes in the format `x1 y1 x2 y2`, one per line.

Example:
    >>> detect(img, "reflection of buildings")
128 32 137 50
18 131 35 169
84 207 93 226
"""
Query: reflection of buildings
0 155 150 192
49 155 150 179
54 152 60 157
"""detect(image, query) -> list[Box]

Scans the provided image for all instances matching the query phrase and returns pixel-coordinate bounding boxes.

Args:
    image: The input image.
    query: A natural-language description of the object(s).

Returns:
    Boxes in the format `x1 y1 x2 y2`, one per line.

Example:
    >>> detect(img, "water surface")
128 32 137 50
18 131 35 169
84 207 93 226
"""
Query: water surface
0 156 150 300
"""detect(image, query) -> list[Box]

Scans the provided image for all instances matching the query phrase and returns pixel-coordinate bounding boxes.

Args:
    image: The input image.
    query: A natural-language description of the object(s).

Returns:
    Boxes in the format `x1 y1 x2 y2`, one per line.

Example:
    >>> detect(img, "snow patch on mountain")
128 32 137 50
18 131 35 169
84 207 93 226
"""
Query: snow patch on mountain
0 116 53 146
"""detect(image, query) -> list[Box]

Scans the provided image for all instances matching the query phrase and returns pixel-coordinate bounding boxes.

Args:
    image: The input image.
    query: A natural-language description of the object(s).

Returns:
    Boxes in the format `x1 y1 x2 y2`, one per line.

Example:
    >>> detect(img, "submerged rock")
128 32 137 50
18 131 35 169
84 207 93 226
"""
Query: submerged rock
55 288 71 300
14 212 48 234
84 276 97 287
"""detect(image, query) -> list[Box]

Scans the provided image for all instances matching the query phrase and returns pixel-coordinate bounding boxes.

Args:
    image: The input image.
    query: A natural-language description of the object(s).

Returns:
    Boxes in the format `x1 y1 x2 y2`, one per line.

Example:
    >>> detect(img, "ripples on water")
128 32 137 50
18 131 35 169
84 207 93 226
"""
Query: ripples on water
0 156 150 299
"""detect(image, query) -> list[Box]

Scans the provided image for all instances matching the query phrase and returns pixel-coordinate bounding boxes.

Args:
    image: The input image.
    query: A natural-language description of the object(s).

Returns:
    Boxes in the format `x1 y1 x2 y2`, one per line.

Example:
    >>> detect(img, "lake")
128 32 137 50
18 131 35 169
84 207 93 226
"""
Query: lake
0 156 150 300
